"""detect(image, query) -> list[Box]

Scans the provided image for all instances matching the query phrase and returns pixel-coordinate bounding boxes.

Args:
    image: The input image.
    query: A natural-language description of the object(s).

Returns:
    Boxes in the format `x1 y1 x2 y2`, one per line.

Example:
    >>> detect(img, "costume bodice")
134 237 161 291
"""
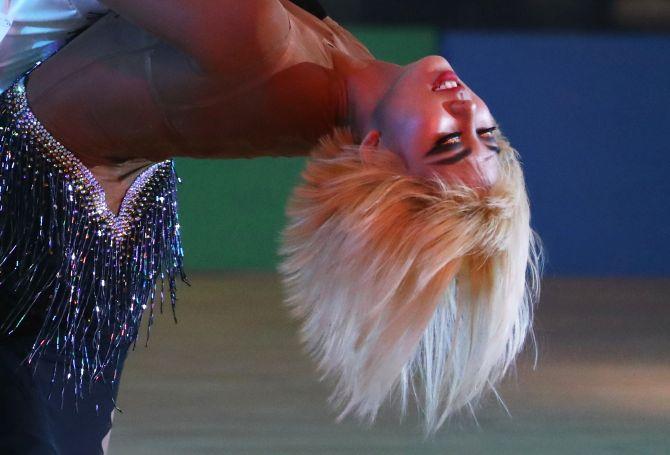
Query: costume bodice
0 69 188 398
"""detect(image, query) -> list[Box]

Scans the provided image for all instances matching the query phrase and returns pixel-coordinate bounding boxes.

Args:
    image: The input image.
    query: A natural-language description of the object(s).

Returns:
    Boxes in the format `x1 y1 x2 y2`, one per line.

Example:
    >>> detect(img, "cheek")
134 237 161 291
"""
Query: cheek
379 106 441 170
377 109 421 167
376 78 453 173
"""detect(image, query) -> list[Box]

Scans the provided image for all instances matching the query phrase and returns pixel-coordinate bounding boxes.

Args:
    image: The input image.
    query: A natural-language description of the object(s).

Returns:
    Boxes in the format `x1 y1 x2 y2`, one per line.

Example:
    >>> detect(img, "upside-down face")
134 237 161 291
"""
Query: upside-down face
363 55 500 189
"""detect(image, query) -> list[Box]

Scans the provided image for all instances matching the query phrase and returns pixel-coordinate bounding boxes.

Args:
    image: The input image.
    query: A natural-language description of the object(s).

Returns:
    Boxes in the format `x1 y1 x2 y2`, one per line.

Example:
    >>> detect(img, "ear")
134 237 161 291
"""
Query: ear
359 130 381 163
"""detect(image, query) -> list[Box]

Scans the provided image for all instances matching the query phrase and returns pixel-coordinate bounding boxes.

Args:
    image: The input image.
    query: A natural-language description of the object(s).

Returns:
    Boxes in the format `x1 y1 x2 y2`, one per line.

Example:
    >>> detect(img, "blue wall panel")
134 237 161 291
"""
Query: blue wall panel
440 33 670 276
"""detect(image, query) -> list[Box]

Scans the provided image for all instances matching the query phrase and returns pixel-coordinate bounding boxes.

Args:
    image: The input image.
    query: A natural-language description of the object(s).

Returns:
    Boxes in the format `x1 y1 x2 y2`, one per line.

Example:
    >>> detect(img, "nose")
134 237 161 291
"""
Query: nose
444 99 479 143
444 99 476 118
443 100 499 186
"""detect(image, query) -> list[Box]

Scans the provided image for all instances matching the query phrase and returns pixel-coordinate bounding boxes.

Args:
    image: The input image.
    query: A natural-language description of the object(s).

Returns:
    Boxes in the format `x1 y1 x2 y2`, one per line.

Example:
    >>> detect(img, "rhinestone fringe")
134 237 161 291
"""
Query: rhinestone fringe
0 75 189 404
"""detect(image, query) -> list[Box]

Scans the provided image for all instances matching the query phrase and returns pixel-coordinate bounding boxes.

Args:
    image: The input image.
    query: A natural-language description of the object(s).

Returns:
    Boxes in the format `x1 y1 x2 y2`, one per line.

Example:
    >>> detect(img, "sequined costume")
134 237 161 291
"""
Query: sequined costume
0 67 188 453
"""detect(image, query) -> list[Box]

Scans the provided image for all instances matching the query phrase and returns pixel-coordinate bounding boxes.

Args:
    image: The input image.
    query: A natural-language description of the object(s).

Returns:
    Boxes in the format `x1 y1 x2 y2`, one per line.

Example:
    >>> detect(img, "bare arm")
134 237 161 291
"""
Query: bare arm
98 0 292 72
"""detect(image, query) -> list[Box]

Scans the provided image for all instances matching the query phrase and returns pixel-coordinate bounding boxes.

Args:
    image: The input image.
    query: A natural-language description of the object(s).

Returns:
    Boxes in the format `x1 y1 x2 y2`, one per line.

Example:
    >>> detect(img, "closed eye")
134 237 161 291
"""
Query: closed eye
425 126 498 159
478 126 498 140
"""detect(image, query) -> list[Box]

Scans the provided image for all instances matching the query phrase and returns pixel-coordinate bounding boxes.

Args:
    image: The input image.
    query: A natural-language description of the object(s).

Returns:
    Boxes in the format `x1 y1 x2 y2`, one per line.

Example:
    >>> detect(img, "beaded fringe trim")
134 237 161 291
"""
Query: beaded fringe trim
0 76 189 402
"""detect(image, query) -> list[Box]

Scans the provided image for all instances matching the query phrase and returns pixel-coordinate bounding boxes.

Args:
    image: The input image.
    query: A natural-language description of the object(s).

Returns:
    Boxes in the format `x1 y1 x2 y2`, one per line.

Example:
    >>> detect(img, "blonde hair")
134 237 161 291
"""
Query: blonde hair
278 125 542 434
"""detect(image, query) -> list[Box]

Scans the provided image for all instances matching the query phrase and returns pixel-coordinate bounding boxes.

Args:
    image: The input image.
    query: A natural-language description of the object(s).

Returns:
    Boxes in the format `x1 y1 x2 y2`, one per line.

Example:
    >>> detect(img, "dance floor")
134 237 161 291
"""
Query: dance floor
108 274 670 454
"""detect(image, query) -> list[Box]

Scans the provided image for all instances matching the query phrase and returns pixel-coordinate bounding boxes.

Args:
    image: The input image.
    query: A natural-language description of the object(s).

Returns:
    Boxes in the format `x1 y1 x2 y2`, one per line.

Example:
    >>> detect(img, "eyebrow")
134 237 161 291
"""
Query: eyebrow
430 148 472 165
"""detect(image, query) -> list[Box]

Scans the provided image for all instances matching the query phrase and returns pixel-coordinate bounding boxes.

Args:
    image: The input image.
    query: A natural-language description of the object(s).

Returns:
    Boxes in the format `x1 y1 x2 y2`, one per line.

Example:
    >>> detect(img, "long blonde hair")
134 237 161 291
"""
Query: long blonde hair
278 125 542 434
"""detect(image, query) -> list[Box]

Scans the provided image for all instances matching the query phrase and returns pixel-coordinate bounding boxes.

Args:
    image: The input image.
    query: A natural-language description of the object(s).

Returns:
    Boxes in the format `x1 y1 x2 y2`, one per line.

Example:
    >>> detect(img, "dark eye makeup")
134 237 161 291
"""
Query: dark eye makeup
431 149 473 165
425 126 499 163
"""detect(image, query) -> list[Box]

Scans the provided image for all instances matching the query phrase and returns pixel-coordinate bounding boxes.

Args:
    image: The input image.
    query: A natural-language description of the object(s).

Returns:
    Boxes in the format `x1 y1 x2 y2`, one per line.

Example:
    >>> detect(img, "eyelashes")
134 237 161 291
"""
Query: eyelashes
478 126 498 140
426 126 500 165
437 126 498 146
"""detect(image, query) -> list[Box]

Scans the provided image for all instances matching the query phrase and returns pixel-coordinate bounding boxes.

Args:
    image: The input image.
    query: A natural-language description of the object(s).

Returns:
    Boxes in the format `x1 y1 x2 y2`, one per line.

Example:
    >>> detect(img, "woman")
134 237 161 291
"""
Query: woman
0 0 541 451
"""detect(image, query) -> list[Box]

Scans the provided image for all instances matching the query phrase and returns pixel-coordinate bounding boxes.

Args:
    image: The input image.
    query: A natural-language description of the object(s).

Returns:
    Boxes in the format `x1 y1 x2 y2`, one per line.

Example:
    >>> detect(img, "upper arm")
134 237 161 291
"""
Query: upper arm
186 1 293 73
100 1 292 73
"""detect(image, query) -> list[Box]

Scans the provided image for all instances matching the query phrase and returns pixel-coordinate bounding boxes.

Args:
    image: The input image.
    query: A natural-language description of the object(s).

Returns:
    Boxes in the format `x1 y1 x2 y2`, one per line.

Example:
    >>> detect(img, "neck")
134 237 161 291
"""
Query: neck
331 51 402 142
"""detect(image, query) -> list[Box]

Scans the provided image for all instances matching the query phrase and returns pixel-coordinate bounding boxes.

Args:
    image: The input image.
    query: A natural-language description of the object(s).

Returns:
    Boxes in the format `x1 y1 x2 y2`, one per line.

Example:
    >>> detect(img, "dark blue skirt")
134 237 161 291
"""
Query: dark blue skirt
0 335 129 454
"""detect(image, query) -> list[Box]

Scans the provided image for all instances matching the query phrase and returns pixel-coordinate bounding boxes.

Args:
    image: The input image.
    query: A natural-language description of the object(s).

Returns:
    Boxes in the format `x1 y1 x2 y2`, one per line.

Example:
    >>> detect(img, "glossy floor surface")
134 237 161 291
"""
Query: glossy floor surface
108 275 670 454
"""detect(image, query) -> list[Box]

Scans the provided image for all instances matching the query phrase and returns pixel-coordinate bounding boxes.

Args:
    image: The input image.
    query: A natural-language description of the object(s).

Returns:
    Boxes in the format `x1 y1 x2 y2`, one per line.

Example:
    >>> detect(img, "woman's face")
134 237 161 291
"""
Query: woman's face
372 55 500 188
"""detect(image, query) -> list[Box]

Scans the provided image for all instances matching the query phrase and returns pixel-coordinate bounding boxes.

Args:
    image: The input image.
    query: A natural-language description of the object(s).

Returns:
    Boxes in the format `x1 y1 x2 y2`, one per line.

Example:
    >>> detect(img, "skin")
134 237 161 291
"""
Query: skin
342 55 500 189
5 3 502 450
22 3 501 211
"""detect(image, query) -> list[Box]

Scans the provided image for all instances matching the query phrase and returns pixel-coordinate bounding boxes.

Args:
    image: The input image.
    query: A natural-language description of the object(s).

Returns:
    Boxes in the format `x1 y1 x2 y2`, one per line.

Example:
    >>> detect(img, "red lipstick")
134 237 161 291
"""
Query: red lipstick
432 70 460 91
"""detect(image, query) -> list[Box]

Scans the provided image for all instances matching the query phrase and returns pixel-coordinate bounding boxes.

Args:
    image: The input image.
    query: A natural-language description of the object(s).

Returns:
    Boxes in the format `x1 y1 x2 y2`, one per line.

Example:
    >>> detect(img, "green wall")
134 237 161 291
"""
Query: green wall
176 26 438 271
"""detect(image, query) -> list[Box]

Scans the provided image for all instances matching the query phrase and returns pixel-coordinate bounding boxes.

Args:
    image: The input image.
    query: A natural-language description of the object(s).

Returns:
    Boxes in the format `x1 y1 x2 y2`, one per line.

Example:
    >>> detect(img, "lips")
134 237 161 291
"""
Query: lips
432 70 461 91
